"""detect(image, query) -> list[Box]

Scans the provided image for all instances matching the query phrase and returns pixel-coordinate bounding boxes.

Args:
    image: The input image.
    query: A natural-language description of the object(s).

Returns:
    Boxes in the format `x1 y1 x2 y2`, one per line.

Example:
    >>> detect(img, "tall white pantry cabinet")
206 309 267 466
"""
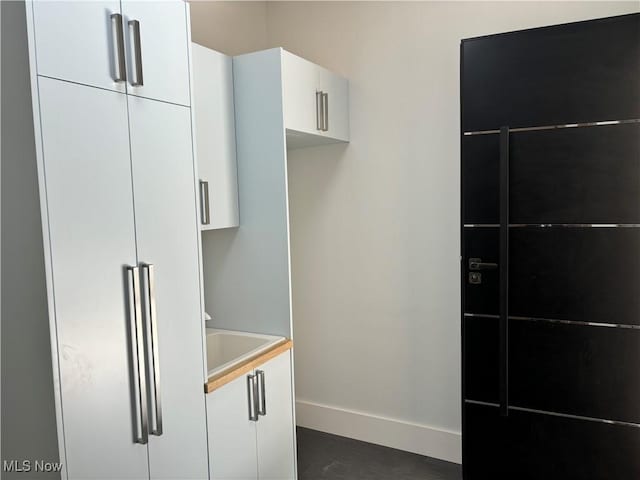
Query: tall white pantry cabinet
24 1 208 479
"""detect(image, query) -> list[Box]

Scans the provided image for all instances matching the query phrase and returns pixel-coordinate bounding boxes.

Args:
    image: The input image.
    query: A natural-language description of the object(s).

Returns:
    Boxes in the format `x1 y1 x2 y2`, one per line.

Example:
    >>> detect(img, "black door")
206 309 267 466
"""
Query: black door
461 14 640 479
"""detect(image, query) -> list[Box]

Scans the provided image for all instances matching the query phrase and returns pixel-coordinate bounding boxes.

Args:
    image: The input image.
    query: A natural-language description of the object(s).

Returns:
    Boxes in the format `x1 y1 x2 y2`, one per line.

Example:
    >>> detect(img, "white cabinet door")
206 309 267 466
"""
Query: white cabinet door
127 96 208 480
207 374 259 480
319 67 350 142
37 77 149 479
282 50 321 135
192 43 239 230
256 352 296 480
31 0 126 93
121 0 191 106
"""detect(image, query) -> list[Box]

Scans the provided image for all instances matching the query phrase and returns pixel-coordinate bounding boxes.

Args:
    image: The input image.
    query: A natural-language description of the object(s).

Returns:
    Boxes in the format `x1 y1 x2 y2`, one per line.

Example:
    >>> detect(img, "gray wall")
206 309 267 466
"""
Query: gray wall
1 1 60 477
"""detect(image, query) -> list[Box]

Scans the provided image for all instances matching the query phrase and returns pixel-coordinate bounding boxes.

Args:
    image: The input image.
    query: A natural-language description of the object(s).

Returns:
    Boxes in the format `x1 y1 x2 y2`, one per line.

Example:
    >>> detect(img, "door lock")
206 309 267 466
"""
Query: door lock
469 272 482 284
468 258 497 285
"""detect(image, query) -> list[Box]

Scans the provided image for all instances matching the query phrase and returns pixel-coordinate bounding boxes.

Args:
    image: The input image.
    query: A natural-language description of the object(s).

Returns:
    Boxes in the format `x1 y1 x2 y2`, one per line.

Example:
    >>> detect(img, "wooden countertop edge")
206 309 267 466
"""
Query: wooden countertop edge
204 339 293 394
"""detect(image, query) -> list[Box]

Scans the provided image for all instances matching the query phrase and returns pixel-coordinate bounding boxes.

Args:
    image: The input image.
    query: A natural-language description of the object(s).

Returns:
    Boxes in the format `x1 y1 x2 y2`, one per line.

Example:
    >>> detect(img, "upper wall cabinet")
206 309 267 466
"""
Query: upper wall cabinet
31 1 126 93
192 43 239 230
31 0 191 106
120 1 191 106
281 50 349 148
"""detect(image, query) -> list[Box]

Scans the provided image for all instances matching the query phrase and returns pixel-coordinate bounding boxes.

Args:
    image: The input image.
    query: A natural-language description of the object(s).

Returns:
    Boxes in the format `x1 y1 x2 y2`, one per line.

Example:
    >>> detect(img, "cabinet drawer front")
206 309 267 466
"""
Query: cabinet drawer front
462 123 640 225
32 0 126 93
461 14 640 132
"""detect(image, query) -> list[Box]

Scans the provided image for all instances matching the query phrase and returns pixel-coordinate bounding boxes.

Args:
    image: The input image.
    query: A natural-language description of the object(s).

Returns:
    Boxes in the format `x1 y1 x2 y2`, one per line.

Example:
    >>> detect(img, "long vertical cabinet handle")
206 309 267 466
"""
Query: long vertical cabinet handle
142 264 163 436
316 91 324 131
499 126 510 417
322 92 329 132
256 370 266 416
199 180 210 225
128 20 144 86
126 266 148 444
110 13 127 82
247 374 259 421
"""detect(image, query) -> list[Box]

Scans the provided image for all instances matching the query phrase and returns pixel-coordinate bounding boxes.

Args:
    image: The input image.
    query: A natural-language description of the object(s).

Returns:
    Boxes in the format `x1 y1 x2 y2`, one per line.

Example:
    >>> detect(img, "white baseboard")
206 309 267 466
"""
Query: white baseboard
295 399 462 464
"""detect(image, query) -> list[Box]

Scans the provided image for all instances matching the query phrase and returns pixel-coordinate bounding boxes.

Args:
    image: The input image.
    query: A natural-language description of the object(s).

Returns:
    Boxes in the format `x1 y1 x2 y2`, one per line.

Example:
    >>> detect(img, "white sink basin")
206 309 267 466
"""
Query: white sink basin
206 328 284 377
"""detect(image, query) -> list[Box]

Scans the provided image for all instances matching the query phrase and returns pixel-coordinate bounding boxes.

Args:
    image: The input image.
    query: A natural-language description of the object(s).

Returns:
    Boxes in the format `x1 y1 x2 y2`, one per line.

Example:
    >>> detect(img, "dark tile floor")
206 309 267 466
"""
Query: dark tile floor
296 427 462 480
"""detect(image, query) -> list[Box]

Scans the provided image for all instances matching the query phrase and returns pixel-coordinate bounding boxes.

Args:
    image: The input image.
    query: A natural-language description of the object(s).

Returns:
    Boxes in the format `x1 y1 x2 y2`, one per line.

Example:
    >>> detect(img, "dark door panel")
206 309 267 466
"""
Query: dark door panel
463 403 507 479
507 408 640 480
510 320 640 424
511 123 640 224
510 227 640 325
462 134 499 225
463 228 499 314
463 123 640 225
461 14 640 478
462 14 640 132
464 317 499 404
464 403 640 480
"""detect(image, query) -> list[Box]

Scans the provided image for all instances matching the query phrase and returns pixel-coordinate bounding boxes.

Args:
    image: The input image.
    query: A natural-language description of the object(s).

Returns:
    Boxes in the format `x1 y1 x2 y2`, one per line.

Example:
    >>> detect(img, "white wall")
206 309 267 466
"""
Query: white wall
190 1 268 55
192 1 640 463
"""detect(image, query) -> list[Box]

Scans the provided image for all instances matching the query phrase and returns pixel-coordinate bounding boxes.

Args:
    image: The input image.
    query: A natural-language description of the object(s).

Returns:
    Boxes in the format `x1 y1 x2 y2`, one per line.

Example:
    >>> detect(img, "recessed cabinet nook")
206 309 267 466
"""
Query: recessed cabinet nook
22 1 349 478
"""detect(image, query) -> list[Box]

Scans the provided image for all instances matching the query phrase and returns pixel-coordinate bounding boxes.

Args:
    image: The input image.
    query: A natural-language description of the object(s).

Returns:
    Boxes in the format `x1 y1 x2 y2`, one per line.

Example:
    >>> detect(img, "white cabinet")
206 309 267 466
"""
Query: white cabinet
31 0 126 93
192 43 239 230
37 76 148 480
207 350 296 480
281 49 350 145
127 96 208 480
318 65 350 142
31 0 191 105
282 52 320 136
121 1 191 106
26 2 207 479
207 373 259 480
256 353 297 480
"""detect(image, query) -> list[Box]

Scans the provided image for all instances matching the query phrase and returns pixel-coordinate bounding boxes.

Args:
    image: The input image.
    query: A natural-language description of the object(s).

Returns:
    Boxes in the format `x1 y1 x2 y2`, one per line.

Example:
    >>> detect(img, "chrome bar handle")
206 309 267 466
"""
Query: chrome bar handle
322 92 329 131
247 374 259 421
256 370 266 416
126 266 148 444
111 13 126 82
128 20 144 86
142 264 162 436
199 180 210 225
316 91 324 132
316 91 323 131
